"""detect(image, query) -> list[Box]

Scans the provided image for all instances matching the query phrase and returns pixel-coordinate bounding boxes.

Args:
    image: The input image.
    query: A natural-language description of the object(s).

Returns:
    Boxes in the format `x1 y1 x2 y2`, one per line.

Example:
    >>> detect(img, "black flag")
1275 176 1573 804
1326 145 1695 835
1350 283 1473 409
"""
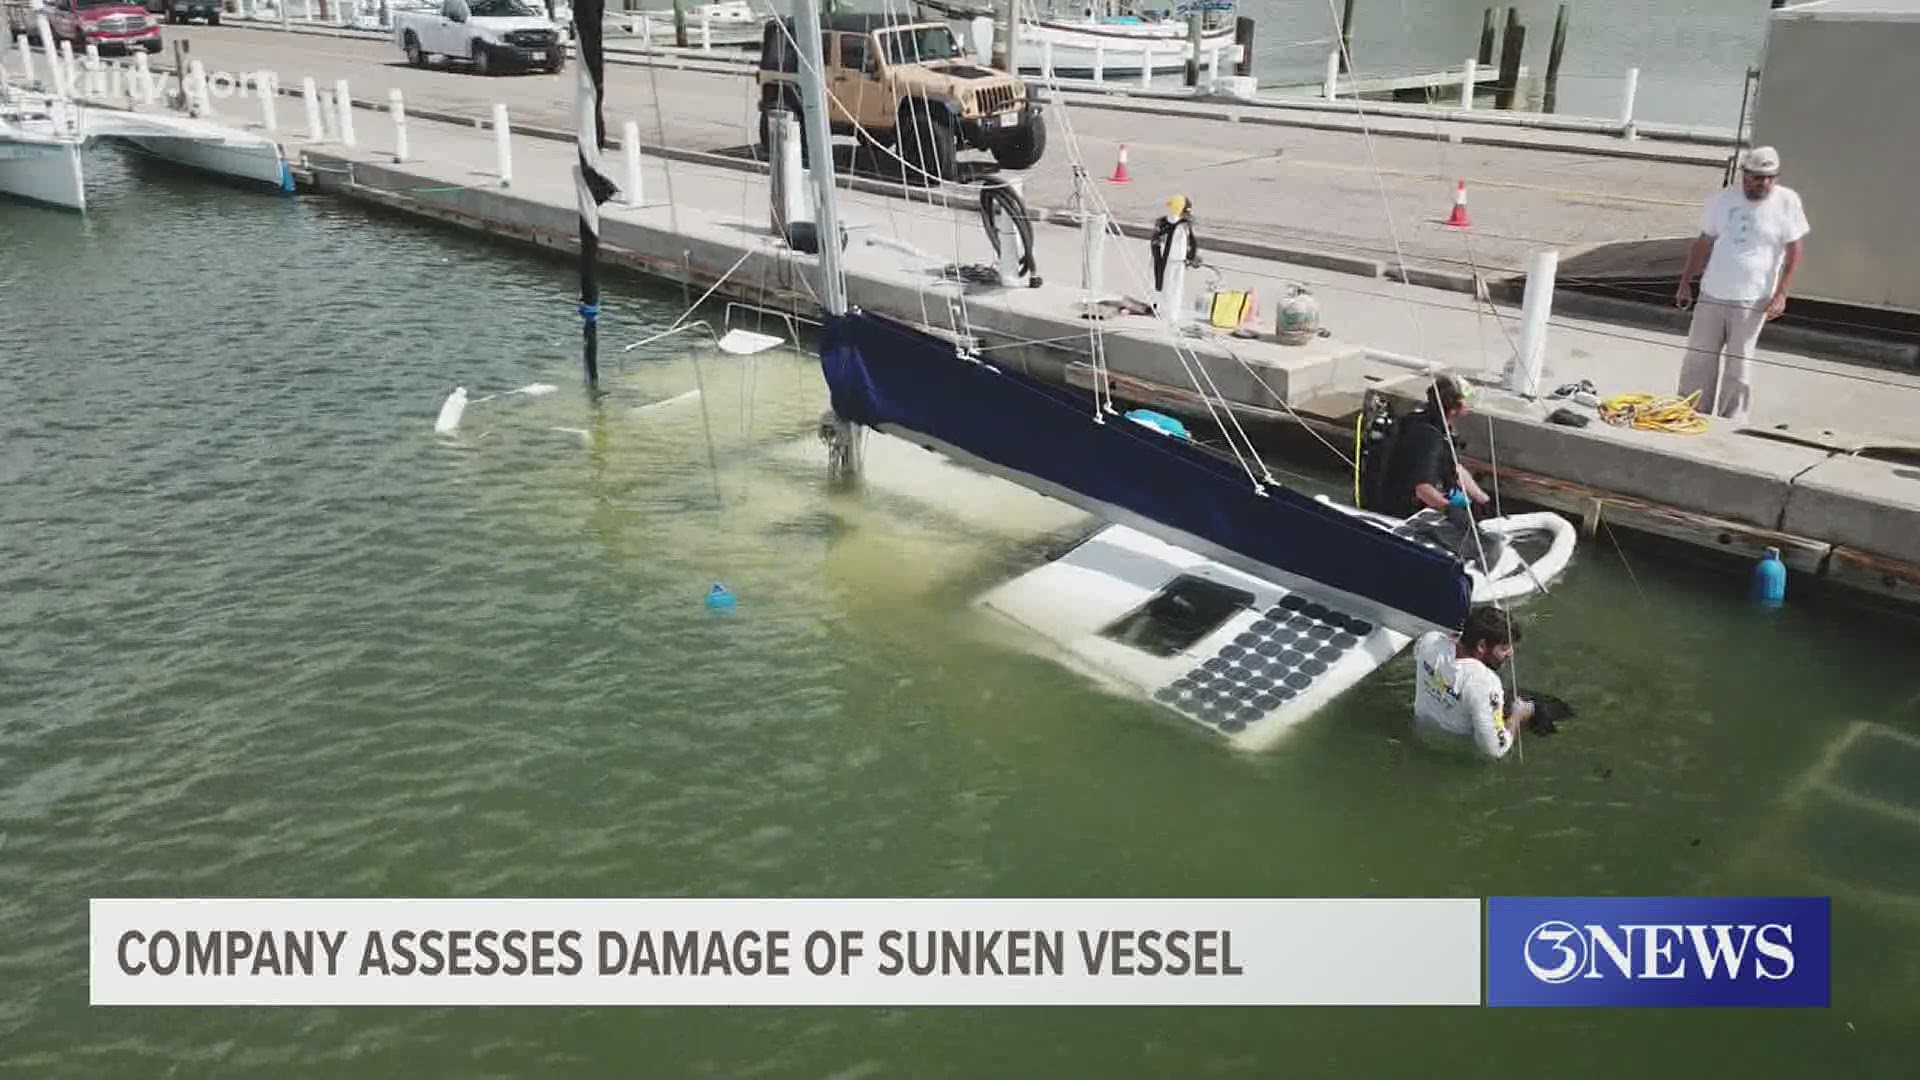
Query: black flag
572 0 618 387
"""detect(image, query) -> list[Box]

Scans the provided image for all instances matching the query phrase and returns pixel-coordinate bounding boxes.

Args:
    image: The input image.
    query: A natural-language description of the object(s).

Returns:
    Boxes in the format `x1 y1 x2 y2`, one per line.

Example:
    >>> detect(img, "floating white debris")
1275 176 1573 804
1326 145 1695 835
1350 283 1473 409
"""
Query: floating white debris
716 329 785 356
510 383 558 397
632 389 702 415
434 386 469 435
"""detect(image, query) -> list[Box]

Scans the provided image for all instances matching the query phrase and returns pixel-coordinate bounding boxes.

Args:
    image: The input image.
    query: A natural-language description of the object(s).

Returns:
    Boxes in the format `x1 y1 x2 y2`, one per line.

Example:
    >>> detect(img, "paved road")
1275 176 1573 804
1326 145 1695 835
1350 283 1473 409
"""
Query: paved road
168 25 1716 275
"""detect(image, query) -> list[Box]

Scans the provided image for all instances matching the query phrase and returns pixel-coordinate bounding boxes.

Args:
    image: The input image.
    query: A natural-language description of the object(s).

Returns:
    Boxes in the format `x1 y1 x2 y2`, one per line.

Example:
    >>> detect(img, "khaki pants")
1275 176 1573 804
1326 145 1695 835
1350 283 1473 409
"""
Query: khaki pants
1678 294 1766 424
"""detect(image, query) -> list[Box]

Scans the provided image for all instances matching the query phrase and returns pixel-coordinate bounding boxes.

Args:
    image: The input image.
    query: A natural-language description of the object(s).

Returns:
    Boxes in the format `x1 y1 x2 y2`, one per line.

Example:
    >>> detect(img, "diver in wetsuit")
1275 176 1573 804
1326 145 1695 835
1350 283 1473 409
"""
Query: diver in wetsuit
1378 374 1504 571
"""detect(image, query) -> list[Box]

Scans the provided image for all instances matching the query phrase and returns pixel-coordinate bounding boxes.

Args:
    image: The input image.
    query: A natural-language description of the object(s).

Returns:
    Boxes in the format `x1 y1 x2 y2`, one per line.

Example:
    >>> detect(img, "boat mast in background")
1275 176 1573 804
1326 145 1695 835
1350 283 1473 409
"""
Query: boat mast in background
571 0 619 388
792 0 846 317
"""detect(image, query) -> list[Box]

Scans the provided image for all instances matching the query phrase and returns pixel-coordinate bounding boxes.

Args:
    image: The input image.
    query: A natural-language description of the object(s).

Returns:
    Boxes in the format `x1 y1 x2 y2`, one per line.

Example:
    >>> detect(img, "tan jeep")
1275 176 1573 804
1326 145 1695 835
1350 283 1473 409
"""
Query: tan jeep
757 14 1046 183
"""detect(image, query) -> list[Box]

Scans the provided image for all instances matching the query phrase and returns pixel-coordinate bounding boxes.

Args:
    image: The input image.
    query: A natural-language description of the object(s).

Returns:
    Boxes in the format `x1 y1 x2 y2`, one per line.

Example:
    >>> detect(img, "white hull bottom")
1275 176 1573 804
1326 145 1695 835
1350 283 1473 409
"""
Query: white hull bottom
116 134 291 190
0 139 86 210
976 511 1575 752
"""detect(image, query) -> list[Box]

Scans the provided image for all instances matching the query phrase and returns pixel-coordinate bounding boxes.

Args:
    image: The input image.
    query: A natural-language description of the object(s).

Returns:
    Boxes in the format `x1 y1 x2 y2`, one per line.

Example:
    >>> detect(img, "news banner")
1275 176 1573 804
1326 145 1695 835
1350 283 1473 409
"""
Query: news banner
90 896 1829 1007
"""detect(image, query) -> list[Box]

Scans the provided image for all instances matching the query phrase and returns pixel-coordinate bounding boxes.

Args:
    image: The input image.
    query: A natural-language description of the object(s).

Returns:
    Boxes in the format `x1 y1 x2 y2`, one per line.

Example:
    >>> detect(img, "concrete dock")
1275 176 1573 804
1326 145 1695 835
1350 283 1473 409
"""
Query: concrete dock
32 27 1920 612
147 24 1722 282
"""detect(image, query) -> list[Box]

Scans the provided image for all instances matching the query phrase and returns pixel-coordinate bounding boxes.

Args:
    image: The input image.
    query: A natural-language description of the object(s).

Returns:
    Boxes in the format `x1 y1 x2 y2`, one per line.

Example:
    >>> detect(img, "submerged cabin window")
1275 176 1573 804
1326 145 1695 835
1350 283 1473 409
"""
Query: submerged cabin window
1100 576 1254 657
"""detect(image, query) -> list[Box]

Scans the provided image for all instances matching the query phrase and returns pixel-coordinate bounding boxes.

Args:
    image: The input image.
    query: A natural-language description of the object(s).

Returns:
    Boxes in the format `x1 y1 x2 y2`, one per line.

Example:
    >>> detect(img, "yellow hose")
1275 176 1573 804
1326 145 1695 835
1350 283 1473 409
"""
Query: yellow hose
1598 391 1710 435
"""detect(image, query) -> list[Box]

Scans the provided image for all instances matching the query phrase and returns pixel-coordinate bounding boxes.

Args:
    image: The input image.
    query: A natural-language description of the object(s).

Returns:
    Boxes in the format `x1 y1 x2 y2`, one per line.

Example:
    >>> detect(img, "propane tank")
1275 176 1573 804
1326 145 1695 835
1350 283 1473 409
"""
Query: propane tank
1274 284 1321 345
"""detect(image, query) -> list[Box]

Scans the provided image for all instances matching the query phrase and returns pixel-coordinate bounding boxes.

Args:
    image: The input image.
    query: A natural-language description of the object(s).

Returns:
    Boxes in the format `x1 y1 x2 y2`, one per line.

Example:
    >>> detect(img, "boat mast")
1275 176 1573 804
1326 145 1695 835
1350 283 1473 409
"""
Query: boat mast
572 0 618 387
791 0 847 315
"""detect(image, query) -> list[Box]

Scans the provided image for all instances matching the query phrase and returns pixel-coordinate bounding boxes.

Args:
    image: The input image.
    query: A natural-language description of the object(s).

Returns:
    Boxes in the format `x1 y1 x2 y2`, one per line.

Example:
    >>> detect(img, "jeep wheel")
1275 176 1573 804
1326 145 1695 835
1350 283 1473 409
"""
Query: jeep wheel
898 100 956 186
991 112 1047 171
472 43 492 76
404 33 425 68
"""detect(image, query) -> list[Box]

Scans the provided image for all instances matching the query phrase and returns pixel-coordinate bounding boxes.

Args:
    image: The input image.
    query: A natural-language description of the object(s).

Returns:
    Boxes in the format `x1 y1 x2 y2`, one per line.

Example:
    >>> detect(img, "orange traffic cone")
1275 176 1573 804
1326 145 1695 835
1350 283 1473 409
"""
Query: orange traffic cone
1444 180 1471 227
1107 144 1132 184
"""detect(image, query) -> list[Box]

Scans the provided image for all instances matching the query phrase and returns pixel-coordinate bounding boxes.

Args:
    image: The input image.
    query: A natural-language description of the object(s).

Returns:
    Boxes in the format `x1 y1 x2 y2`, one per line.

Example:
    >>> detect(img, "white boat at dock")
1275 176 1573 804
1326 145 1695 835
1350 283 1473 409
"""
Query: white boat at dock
0 94 87 209
1017 2 1237 77
0 88 293 210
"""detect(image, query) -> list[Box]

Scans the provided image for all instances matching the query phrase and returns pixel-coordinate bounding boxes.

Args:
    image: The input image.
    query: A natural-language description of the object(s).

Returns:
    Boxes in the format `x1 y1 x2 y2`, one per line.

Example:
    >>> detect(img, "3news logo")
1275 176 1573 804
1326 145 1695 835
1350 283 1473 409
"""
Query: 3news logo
1486 897 1830 1007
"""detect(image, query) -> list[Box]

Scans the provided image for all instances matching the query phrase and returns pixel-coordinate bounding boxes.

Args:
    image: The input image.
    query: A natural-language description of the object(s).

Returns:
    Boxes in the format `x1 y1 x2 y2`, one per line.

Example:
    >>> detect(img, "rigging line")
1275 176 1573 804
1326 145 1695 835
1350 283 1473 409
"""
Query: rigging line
640 52 682 240
1036 66 1279 485
1217 338 1358 471
1318 0 1430 358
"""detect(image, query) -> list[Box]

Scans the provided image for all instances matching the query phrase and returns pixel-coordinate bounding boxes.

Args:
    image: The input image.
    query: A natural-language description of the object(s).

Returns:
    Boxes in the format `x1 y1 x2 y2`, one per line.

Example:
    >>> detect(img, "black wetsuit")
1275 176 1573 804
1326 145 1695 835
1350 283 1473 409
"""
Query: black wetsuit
1379 409 1456 517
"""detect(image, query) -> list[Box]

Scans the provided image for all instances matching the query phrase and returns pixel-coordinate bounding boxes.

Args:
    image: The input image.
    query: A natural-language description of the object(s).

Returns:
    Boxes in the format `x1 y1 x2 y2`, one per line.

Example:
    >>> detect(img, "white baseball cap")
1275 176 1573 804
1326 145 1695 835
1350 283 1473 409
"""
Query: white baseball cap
1742 146 1781 176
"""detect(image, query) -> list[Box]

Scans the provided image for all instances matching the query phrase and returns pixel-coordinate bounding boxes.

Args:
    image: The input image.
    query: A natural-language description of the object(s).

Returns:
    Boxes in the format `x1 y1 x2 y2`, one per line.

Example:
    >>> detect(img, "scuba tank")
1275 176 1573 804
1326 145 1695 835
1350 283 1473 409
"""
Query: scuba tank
1353 390 1401 511
1274 284 1321 345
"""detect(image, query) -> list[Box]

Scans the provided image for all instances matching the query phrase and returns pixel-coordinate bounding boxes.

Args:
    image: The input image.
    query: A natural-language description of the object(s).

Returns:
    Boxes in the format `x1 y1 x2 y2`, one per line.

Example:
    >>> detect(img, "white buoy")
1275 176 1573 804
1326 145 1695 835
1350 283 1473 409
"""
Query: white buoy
435 387 469 435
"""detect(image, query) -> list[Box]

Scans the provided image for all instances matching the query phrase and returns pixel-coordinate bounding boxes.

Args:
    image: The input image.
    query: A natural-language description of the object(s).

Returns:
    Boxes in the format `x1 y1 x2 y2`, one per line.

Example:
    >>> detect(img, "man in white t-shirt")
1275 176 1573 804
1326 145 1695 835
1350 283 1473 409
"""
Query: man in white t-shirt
1411 607 1532 760
1673 146 1810 425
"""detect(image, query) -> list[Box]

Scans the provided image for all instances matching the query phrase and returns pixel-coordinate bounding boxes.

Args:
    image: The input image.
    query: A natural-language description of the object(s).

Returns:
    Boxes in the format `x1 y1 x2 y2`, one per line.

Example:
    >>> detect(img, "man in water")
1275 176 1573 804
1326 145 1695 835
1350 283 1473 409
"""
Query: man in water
1378 374 1501 570
1412 607 1533 760
1673 146 1809 424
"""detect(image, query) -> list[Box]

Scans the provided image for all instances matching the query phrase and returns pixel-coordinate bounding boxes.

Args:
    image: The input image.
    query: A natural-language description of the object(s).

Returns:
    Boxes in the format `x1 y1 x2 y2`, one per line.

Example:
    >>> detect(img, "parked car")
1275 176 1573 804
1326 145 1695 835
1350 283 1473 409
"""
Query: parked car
144 0 220 25
393 0 565 76
35 0 164 53
756 14 1044 184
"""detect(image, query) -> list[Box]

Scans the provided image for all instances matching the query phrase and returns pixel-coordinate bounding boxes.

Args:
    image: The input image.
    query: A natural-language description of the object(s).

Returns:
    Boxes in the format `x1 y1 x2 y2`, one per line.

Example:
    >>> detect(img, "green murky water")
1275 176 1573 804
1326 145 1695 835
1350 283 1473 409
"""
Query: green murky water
2 150 1916 1078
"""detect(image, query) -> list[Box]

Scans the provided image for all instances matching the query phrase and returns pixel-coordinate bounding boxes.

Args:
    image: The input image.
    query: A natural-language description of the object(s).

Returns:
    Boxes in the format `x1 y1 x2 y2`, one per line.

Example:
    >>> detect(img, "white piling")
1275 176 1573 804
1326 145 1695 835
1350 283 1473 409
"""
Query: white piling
58 39 77 96
970 15 992 66
1619 66 1640 140
699 8 711 50
258 71 277 131
1092 44 1104 86
133 51 153 105
83 44 103 98
1323 50 1339 100
1139 47 1152 89
334 78 355 146
17 32 34 90
768 109 807 234
1460 58 1476 109
1080 208 1110 301
492 102 511 186
302 75 325 140
1506 249 1559 397
389 87 408 162
622 119 642 208
1041 39 1054 81
188 59 210 114
640 14 652 49
1206 46 1219 86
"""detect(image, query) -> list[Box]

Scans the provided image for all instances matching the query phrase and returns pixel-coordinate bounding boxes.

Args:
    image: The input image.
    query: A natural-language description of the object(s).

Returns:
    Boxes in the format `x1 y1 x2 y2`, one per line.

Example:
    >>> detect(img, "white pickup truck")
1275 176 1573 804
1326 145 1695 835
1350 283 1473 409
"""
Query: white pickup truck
394 0 567 76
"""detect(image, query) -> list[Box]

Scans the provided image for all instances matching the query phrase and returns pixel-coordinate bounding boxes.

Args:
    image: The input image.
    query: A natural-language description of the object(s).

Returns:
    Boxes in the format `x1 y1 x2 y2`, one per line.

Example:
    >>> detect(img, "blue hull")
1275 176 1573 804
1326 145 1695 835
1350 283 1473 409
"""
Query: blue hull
820 311 1472 634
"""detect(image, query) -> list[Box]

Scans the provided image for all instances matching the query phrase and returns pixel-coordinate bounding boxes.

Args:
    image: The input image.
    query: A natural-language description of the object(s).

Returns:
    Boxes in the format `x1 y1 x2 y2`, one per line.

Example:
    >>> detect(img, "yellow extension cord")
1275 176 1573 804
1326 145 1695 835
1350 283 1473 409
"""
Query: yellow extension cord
1598 391 1711 435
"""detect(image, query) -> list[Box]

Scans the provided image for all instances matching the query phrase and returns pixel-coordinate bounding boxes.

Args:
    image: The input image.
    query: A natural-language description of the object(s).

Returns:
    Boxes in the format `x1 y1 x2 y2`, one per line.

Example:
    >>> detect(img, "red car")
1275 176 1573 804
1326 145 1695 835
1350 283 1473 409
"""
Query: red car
44 0 164 54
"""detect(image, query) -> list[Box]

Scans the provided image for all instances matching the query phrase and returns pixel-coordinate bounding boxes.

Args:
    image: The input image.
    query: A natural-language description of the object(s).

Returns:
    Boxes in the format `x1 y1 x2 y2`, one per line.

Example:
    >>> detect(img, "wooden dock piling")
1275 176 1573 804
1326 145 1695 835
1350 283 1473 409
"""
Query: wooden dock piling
1234 16 1255 78
1544 3 1569 112
1496 7 1525 109
1478 8 1495 65
1338 0 1356 71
